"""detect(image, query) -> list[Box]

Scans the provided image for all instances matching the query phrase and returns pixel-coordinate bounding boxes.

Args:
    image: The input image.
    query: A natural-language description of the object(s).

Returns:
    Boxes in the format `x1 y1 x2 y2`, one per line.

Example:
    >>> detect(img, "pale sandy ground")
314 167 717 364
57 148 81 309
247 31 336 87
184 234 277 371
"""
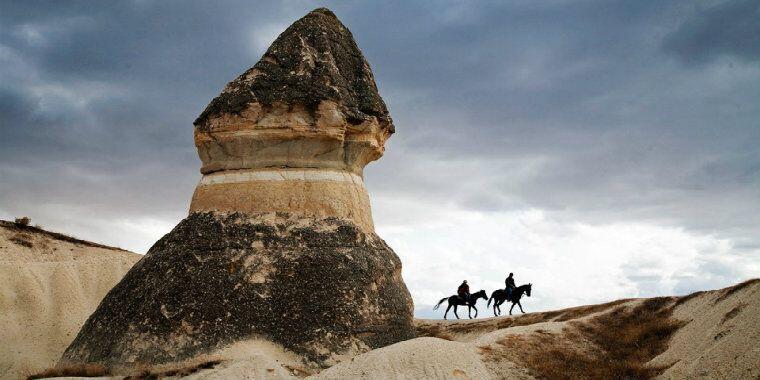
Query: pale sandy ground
2 221 758 379
652 282 760 379
184 282 759 380
0 222 141 380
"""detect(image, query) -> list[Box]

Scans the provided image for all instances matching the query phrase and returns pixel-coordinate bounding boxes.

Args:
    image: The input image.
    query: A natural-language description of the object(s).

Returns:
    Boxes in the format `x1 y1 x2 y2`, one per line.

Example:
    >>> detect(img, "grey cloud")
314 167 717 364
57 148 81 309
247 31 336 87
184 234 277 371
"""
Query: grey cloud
0 0 758 281
663 0 760 64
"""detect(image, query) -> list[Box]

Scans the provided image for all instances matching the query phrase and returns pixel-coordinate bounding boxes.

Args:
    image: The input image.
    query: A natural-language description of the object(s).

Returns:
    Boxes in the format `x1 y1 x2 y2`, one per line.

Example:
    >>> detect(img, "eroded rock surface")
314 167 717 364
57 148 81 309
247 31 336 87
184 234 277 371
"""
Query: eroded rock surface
61 213 414 370
194 7 393 134
189 8 395 231
61 8 414 373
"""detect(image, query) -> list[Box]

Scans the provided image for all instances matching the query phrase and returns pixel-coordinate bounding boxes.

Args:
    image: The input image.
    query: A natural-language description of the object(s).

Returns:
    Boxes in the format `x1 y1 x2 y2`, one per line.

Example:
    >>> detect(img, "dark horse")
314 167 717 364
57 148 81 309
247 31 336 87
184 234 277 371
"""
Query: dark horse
433 289 489 319
488 284 532 316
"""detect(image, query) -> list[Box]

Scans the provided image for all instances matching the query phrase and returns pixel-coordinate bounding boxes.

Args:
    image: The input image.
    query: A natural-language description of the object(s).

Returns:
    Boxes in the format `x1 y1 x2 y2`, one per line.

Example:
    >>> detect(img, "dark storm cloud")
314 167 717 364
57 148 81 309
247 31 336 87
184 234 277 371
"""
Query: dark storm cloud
0 0 759 263
663 0 760 64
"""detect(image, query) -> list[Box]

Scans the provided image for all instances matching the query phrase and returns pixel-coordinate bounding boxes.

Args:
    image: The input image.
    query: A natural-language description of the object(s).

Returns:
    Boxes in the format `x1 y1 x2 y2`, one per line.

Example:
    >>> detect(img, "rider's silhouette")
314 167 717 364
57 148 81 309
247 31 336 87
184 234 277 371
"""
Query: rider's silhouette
457 280 470 301
505 273 516 297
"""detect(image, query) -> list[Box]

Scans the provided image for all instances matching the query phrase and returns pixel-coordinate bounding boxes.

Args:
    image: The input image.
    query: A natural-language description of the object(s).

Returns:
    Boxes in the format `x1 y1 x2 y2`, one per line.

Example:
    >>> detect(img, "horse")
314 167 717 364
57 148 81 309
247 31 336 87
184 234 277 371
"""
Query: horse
488 283 532 316
433 289 489 319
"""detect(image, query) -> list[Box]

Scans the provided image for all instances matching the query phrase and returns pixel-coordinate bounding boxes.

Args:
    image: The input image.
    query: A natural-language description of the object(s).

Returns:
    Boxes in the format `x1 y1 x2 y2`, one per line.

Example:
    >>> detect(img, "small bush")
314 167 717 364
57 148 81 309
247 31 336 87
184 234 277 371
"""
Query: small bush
480 297 684 380
14 217 31 226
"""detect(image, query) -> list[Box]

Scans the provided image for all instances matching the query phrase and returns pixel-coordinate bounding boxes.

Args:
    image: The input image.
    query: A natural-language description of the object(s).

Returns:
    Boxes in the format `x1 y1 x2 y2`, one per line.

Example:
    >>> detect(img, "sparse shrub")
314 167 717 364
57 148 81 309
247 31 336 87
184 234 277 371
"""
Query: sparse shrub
714 279 760 304
674 290 706 307
10 234 33 248
27 363 109 379
14 217 31 226
128 359 222 378
480 297 684 380
554 299 631 321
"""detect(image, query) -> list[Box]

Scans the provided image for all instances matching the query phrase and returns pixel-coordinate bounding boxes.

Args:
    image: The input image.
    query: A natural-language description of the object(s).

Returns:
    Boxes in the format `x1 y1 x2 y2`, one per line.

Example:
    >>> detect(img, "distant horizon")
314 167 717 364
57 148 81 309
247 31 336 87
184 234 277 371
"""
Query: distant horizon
2 1 759 318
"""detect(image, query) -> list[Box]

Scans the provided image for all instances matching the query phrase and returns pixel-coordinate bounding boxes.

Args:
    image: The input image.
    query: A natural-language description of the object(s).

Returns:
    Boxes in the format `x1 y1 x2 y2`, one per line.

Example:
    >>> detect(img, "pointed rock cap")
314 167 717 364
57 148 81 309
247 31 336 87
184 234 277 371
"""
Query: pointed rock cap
194 8 394 133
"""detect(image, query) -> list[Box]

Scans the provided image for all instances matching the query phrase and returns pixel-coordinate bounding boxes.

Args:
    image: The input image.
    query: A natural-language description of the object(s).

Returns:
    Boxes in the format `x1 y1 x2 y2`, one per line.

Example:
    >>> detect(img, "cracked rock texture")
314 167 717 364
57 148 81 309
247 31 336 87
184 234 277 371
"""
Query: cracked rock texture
60 213 415 370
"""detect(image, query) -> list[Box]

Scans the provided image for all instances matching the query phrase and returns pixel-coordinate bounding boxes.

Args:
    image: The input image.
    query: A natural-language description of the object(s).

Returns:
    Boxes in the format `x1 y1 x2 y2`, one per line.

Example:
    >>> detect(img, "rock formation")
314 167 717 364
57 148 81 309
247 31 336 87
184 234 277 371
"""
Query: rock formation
60 8 414 372
191 7 393 232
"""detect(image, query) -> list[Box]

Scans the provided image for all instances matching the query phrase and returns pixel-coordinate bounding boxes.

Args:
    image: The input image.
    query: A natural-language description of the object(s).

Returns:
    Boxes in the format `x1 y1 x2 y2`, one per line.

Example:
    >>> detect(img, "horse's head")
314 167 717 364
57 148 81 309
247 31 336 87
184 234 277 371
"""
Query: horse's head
476 289 488 300
526 283 532 297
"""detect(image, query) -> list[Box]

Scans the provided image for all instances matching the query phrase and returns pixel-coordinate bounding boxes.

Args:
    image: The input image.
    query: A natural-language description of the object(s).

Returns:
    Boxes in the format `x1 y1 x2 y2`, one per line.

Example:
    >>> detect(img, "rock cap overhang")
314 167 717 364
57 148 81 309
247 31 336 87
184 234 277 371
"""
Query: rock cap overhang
189 8 395 231
193 7 394 134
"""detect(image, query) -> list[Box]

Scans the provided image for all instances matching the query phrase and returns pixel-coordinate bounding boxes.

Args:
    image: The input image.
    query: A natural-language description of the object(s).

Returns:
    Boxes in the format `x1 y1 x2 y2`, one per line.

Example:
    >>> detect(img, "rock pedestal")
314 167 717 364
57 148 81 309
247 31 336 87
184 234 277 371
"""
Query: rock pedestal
60 8 414 371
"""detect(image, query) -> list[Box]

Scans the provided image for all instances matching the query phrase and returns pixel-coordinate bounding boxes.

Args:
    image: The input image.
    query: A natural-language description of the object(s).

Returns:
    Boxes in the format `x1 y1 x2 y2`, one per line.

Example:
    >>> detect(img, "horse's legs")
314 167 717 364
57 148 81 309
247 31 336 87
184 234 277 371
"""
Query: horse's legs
472 305 478 319
454 305 460 319
492 303 498 317
444 304 451 320
496 304 501 316
509 302 516 315
518 301 525 314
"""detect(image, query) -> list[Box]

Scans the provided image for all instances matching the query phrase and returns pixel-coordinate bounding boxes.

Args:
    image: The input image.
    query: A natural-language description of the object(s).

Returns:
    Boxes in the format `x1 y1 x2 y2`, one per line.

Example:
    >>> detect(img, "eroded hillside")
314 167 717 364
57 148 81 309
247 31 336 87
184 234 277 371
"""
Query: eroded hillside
415 279 759 379
34 280 754 379
0 220 141 380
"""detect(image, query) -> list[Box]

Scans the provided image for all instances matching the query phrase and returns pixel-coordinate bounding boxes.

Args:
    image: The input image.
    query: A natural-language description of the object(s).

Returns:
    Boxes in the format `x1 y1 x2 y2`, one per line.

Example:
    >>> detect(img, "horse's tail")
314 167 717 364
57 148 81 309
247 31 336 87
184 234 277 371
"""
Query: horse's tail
433 297 448 310
488 295 493 307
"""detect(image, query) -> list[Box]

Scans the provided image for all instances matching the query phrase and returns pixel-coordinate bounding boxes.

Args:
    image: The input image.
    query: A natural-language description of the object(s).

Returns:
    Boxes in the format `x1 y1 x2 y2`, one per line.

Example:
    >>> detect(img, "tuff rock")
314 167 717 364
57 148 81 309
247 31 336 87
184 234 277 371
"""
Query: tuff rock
60 8 414 372
61 213 414 369
189 8 393 231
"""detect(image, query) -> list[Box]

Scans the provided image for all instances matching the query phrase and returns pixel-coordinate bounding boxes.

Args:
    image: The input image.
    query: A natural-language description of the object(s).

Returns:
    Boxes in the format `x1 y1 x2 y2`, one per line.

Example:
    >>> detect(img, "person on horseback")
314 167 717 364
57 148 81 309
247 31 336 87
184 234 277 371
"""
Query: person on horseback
505 273 516 298
457 280 470 301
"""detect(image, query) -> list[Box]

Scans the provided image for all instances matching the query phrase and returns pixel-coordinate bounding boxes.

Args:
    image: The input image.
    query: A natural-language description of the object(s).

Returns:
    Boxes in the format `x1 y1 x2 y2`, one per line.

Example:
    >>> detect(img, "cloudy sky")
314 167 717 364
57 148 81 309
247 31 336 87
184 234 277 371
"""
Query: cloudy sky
2 0 759 318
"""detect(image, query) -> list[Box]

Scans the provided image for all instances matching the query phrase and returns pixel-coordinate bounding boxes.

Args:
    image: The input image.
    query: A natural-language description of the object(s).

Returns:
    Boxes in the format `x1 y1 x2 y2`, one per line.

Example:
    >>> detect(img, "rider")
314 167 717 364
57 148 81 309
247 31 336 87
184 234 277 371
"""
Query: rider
505 273 516 297
457 280 470 301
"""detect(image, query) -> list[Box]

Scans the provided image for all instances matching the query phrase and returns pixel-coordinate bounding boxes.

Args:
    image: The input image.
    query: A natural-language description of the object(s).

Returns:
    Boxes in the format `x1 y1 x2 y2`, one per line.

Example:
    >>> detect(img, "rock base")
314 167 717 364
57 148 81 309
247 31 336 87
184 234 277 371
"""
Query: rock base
60 212 415 370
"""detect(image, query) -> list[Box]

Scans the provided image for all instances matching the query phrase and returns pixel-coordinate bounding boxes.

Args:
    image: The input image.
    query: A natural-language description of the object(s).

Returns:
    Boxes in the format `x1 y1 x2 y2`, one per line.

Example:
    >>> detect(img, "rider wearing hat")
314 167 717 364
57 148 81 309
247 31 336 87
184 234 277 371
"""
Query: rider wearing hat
457 280 470 301
505 273 516 297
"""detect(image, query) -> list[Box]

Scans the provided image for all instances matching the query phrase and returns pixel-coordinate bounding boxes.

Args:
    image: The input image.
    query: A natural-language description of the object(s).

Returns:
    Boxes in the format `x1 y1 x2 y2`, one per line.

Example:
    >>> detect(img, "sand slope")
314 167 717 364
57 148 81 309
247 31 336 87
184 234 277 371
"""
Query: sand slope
0 221 141 380
652 281 760 379
162 280 755 380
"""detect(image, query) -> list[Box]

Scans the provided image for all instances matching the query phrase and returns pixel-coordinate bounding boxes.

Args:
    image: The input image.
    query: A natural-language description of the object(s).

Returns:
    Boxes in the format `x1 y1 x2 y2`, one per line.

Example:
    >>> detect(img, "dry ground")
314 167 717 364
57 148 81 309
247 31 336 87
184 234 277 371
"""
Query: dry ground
0 221 141 380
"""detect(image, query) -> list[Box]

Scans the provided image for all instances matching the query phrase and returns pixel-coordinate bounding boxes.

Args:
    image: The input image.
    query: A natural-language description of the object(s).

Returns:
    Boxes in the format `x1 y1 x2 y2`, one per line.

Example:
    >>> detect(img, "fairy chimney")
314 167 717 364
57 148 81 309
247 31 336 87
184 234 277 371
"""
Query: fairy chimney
60 8 414 372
